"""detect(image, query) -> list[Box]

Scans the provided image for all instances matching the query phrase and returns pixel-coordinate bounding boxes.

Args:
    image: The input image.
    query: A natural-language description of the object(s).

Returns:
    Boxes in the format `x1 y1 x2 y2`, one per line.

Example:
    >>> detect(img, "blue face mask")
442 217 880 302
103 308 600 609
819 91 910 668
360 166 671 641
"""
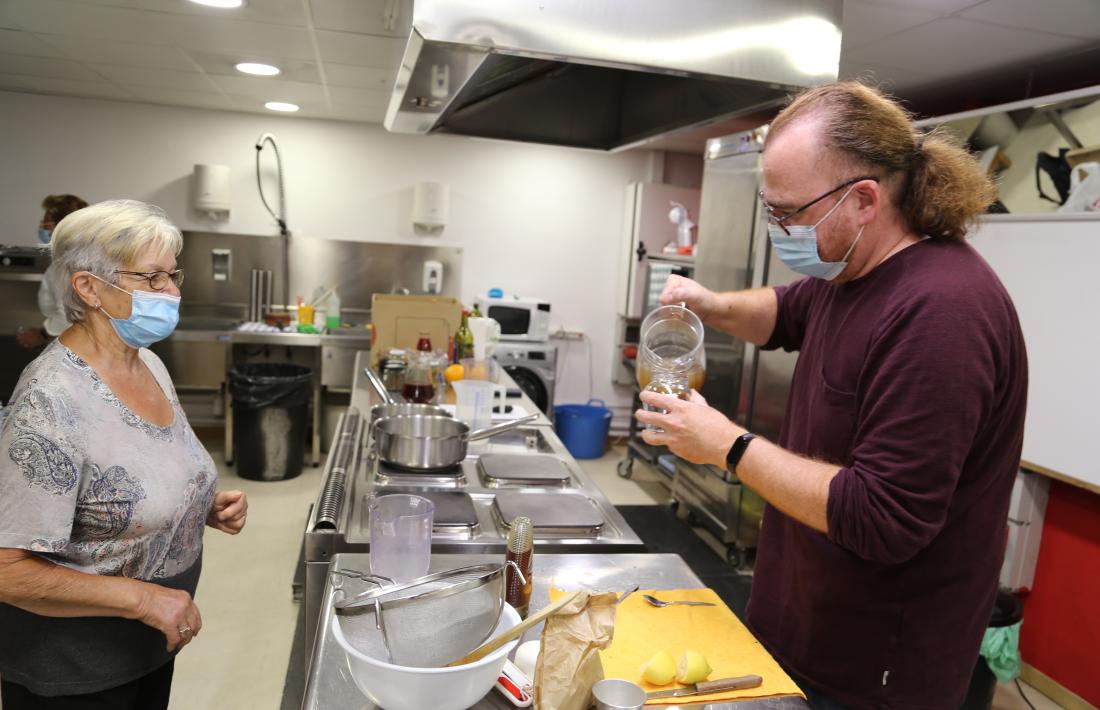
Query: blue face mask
38 228 52 245
766 184 864 281
93 276 181 348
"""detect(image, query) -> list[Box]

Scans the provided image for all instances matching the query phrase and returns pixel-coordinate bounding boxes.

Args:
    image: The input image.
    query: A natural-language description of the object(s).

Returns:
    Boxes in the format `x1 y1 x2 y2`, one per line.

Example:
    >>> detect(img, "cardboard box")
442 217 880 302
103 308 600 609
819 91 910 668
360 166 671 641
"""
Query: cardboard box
370 294 462 364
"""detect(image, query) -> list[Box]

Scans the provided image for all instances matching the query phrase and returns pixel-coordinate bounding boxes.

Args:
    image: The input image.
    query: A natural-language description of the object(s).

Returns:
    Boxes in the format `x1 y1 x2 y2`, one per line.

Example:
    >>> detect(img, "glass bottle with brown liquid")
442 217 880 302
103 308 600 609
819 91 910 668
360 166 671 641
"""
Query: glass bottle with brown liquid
504 516 534 618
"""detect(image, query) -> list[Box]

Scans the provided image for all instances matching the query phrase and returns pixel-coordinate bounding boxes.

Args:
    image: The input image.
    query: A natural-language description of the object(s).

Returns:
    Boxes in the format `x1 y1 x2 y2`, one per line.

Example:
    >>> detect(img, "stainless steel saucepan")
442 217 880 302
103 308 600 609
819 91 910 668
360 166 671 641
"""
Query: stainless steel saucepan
374 413 540 471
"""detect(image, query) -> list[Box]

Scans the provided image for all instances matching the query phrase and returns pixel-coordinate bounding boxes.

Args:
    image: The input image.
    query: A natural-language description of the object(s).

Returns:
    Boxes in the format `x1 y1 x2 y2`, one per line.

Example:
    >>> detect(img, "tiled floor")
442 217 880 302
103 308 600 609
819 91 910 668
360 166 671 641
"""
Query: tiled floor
131 440 1066 709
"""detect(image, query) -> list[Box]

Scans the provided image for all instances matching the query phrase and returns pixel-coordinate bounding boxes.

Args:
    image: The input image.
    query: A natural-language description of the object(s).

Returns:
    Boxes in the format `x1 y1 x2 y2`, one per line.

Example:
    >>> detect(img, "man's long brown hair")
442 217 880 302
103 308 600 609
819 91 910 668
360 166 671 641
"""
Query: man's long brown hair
766 82 994 241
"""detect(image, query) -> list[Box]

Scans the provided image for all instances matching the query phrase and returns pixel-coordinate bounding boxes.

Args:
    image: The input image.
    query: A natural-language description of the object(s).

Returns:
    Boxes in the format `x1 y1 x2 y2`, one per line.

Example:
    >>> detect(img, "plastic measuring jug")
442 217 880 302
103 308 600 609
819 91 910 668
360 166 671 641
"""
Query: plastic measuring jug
452 379 507 431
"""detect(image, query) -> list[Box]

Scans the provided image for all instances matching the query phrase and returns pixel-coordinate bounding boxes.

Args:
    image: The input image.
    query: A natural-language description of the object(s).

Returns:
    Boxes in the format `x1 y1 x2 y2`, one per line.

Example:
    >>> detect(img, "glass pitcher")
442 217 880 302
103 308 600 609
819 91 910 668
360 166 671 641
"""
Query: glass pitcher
637 304 706 428
402 351 436 404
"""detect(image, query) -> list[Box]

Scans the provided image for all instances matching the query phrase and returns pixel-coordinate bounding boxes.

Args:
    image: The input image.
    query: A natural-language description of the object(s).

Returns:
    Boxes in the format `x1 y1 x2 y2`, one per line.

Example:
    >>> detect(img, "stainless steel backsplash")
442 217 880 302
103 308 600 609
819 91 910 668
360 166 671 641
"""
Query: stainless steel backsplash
178 232 463 325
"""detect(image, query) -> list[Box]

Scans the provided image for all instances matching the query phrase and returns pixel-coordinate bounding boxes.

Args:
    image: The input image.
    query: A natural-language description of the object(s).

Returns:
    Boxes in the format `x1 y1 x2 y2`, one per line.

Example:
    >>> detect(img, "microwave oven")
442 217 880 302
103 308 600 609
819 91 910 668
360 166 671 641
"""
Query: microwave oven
473 296 551 341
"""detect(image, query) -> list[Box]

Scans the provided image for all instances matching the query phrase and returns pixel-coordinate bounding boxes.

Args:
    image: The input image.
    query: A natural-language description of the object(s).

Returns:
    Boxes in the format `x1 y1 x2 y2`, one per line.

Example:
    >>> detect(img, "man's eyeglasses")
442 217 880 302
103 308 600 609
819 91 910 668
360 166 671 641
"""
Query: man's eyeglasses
115 269 185 291
760 176 879 236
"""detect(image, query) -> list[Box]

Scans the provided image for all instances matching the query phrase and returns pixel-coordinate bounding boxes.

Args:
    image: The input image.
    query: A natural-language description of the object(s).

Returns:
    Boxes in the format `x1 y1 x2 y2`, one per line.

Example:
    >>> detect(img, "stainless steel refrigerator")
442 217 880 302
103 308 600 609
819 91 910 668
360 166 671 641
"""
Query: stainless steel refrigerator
669 126 801 565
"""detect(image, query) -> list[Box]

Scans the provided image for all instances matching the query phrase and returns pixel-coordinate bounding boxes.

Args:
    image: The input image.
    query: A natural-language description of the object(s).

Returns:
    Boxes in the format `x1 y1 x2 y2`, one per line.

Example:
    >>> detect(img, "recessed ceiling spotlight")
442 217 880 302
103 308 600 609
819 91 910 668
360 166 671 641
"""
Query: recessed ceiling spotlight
236 62 280 76
264 101 299 112
188 0 245 7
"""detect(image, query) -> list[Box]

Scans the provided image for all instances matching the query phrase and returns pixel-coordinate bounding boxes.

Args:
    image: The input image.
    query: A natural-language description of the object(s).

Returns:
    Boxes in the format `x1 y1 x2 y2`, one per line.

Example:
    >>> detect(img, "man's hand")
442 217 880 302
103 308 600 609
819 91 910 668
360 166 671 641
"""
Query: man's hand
659 275 717 316
207 490 248 534
636 390 742 467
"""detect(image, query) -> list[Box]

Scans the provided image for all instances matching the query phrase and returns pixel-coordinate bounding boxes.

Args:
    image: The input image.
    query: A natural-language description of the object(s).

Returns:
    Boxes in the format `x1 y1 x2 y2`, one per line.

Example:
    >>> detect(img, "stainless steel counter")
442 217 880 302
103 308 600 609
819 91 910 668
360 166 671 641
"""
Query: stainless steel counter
301 352 645 667
302 553 806 710
168 327 371 348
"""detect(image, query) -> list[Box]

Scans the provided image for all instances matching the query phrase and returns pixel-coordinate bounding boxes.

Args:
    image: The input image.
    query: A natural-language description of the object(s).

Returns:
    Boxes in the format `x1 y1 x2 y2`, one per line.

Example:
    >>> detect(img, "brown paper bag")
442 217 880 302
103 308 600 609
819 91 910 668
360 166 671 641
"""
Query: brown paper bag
533 591 619 710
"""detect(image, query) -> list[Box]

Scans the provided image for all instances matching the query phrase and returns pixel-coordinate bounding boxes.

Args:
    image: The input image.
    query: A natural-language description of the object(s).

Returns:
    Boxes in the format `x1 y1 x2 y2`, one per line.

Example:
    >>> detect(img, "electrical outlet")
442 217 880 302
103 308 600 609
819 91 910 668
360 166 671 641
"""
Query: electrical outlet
551 328 585 341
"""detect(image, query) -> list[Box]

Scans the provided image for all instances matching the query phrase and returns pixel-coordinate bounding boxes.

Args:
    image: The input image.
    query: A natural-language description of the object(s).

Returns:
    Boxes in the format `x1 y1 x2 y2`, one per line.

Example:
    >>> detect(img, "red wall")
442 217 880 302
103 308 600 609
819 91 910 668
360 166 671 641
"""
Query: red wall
1019 480 1100 706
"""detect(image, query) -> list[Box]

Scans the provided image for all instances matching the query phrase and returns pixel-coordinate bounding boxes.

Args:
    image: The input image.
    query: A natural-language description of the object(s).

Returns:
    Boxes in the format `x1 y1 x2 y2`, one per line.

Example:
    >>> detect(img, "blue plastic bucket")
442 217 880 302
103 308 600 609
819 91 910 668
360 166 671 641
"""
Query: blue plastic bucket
553 399 613 459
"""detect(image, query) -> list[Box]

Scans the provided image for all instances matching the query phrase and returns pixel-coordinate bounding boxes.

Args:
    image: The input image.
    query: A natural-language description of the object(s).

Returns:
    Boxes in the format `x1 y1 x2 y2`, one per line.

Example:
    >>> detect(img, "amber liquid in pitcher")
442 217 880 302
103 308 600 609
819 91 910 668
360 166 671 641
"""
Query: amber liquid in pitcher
636 362 706 393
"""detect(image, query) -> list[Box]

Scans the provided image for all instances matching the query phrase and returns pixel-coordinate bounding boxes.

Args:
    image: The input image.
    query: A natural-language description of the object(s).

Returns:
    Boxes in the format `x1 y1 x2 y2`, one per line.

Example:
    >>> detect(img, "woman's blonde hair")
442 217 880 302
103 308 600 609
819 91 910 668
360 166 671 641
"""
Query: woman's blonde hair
50 199 183 324
766 81 995 240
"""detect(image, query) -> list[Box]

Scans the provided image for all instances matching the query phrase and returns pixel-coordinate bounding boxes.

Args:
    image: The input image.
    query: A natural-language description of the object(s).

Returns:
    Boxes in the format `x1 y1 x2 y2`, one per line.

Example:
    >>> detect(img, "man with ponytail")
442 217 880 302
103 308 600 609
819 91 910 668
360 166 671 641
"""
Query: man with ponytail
638 81 1027 709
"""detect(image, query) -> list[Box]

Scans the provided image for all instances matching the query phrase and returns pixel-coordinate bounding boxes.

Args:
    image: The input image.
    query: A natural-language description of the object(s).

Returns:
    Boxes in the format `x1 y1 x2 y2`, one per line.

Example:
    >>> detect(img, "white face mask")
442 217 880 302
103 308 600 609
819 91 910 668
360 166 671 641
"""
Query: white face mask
766 183 864 281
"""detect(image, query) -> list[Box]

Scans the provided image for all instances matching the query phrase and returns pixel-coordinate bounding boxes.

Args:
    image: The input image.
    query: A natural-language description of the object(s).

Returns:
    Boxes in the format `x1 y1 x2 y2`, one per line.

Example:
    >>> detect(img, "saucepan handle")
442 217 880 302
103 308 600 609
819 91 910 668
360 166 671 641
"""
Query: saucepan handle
363 367 394 405
467 413 540 442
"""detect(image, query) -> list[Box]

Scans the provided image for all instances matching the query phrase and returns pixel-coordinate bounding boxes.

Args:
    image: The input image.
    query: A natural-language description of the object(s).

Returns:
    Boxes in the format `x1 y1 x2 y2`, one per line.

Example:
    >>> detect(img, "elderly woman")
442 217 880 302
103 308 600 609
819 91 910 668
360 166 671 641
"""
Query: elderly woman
0 199 247 709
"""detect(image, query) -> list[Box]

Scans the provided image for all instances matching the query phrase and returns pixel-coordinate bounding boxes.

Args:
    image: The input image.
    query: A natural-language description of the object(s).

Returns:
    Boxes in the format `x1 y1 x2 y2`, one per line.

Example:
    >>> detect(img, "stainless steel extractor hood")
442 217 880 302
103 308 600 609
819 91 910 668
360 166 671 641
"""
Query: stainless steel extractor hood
384 0 842 152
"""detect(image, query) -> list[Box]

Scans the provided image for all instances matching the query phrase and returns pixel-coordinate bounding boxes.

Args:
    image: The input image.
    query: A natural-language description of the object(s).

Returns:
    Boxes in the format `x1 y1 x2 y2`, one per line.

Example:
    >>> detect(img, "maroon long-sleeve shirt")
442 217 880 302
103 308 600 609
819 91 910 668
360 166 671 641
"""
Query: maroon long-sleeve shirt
747 238 1027 709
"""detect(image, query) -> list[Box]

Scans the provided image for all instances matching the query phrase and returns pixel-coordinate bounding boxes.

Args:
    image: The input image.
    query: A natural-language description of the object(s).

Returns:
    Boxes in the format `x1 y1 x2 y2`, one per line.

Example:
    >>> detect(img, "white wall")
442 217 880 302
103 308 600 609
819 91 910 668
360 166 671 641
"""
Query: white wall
0 91 655 409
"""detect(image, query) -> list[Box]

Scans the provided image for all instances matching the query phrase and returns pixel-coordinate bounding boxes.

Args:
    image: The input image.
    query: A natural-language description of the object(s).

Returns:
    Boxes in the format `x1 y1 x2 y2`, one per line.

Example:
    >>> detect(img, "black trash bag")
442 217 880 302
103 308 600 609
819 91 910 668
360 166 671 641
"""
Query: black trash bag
229 364 313 409
1036 148 1073 205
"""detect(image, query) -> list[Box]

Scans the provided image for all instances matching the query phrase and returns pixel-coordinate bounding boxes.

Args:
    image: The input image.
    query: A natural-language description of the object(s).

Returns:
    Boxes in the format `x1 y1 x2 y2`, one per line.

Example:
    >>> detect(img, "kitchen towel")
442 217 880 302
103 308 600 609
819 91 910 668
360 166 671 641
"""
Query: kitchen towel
598 588 804 705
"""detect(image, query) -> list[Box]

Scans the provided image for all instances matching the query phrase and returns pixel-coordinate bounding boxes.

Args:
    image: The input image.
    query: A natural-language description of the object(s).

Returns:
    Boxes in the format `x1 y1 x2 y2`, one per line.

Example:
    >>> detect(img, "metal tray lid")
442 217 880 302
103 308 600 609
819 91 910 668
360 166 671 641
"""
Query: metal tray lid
478 454 571 485
493 491 604 532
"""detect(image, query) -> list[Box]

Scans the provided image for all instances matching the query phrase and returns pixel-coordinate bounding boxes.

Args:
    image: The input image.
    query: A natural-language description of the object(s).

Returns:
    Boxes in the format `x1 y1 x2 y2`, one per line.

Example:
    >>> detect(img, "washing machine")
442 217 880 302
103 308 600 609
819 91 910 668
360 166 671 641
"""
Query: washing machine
492 342 557 416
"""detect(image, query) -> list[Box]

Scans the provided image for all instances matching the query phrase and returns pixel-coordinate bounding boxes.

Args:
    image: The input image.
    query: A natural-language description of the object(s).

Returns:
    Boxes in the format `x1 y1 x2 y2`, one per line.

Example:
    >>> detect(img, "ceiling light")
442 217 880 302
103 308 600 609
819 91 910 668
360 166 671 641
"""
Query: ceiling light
236 62 280 76
188 0 245 7
264 101 299 112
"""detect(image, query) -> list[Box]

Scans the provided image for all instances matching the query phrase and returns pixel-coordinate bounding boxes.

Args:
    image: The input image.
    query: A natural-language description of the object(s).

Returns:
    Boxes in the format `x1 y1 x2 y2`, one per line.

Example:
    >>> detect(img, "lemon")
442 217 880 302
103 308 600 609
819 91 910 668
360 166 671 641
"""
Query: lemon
640 650 677 685
444 363 465 383
676 650 712 684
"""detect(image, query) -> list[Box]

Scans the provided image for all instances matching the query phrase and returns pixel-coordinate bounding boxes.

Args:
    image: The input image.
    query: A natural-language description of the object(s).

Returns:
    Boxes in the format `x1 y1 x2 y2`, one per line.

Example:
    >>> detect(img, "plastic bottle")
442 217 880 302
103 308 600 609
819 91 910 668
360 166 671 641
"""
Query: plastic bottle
505 516 534 618
325 290 341 331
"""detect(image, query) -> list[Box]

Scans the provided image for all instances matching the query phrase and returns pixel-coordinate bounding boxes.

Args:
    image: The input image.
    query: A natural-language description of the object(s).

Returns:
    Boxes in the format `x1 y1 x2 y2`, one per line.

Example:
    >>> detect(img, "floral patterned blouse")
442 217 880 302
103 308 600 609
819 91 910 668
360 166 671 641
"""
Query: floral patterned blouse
0 341 217 580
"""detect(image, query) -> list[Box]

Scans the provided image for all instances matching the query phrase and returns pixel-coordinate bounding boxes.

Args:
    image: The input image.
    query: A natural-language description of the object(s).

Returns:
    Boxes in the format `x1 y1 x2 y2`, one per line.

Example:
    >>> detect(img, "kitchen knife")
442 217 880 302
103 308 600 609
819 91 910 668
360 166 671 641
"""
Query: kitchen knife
645 675 763 699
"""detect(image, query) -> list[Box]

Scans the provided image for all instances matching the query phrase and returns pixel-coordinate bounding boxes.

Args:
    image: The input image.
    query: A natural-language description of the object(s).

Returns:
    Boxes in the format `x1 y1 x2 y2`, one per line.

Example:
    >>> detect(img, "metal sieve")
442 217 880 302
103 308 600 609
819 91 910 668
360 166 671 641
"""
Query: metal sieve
333 562 523 668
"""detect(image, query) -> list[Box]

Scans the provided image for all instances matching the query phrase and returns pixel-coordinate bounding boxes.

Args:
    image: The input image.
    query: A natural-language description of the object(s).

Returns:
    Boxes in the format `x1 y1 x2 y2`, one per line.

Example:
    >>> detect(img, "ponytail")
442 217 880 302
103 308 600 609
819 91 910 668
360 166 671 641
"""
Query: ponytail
767 82 995 240
902 127 995 240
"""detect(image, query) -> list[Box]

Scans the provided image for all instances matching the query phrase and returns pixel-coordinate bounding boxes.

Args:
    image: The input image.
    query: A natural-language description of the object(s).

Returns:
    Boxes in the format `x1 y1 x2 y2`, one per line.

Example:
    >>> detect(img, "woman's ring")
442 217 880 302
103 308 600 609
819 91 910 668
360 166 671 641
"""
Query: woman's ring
178 625 192 637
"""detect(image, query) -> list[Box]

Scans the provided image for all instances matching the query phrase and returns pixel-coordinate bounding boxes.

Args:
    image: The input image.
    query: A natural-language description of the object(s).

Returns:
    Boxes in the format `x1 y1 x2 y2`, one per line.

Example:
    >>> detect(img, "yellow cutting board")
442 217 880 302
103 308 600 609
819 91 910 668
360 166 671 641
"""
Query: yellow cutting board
599 589 805 705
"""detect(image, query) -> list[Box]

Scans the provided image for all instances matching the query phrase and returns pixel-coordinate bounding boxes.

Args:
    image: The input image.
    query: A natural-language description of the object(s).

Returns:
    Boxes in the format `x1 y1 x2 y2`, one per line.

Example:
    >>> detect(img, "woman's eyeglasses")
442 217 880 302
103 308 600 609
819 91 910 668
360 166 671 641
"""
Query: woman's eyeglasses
115 269 185 291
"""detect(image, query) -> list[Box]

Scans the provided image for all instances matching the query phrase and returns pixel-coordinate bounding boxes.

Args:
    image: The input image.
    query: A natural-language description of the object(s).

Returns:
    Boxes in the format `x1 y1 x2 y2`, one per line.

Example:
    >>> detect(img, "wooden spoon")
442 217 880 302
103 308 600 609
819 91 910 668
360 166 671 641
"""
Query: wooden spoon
445 591 582 667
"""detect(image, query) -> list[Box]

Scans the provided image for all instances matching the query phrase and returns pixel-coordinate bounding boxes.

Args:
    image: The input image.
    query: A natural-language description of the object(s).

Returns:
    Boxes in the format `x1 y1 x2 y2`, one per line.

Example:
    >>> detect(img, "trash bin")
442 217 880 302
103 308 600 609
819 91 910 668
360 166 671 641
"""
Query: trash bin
960 589 1023 710
229 363 313 481
554 399 613 459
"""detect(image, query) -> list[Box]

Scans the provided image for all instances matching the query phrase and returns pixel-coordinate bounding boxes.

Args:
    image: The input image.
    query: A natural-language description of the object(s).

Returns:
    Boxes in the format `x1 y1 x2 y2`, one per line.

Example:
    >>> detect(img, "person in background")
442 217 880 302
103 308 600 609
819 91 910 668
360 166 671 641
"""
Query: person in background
15 194 89 350
0 199 248 709
637 82 1027 709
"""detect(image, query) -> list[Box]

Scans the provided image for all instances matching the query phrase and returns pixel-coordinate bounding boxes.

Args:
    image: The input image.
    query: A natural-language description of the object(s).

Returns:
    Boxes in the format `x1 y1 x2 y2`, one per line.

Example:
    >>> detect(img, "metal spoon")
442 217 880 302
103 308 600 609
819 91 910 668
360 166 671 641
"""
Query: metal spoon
642 594 716 608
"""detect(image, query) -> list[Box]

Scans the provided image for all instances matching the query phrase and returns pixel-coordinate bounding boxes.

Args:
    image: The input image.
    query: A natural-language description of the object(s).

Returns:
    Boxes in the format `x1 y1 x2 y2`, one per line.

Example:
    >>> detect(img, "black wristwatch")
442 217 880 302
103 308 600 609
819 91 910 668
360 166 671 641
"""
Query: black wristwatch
725 432 756 474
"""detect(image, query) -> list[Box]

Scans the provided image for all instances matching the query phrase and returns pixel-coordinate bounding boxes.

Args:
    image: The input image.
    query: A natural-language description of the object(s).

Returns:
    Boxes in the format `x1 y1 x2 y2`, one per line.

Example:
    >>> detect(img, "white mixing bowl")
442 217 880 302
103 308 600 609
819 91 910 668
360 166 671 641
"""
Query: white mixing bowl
333 603 521 710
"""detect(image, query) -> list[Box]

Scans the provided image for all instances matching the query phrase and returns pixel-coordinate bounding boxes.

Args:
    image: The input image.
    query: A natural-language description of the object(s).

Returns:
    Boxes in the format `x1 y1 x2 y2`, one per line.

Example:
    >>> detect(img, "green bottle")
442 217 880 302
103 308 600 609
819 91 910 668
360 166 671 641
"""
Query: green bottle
455 310 474 362
470 303 482 318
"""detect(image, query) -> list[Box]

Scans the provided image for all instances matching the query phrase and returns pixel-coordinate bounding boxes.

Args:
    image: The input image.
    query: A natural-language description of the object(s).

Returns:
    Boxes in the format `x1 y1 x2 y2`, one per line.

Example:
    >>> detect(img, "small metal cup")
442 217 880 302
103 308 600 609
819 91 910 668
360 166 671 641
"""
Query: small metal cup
593 678 647 710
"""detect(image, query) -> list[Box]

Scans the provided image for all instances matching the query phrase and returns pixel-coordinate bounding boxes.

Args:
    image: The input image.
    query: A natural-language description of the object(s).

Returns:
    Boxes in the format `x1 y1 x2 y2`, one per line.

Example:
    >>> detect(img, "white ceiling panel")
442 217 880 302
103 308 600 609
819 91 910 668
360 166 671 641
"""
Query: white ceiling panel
208 74 327 103
322 62 392 89
0 29 69 59
857 0 987 13
309 0 411 37
844 16 1089 78
960 0 1100 40
152 14 317 61
0 54 103 82
187 51 322 83
73 0 309 27
88 63 217 92
315 30 404 68
42 35 194 71
841 0 938 51
0 0 170 43
838 59 938 92
18 76 135 99
124 85 235 110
